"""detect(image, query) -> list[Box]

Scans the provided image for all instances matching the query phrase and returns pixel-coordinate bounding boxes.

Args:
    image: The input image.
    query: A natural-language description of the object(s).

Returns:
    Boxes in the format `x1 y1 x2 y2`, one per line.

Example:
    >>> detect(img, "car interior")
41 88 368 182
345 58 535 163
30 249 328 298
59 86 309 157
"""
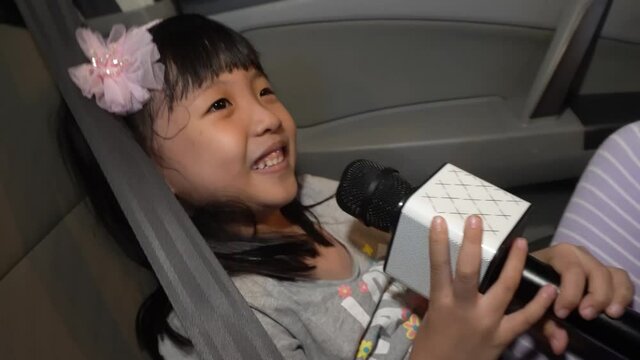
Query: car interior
1 0 639 359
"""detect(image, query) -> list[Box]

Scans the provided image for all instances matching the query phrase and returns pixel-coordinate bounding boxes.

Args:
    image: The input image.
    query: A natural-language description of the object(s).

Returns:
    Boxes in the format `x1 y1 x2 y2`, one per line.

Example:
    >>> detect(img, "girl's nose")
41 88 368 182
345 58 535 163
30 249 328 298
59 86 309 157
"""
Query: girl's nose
251 102 282 136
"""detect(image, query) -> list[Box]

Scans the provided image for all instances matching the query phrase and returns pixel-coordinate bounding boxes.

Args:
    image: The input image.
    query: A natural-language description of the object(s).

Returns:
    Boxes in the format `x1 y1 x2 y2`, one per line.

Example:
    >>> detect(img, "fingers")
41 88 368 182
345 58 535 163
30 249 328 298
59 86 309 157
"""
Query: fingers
429 216 452 296
541 320 569 355
606 267 635 318
485 238 529 311
543 245 587 319
554 266 585 319
498 285 557 342
577 252 613 320
453 215 483 302
534 244 634 321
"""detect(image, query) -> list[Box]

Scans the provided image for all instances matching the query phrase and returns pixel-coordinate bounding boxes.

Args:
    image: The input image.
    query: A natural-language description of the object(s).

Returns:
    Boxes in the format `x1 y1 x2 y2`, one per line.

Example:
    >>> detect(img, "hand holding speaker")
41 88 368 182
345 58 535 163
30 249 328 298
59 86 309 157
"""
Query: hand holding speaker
336 159 639 359
409 215 557 360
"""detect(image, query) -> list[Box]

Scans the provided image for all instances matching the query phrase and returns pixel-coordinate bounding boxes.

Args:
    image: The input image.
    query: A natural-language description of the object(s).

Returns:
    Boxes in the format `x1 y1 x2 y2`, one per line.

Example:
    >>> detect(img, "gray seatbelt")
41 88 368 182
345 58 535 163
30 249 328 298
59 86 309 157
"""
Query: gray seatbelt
15 1 283 359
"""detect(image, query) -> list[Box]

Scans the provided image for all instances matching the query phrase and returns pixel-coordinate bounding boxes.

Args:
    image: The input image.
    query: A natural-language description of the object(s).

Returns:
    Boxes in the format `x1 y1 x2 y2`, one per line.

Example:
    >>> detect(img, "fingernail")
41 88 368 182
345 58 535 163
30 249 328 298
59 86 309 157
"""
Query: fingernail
550 338 564 355
432 216 444 230
556 308 569 319
581 306 596 320
515 238 528 250
542 285 557 299
607 304 624 317
467 215 481 229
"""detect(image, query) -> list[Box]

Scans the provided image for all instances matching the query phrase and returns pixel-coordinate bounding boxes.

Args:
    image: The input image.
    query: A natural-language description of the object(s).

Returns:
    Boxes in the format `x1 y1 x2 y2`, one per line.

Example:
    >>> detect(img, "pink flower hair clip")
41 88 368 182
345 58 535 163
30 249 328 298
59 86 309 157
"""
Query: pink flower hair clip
68 21 165 115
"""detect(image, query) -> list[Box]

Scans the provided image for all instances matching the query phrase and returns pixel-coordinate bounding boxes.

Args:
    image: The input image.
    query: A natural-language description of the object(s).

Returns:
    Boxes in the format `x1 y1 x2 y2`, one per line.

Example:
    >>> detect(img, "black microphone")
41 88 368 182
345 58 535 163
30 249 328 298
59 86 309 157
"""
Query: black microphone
336 159 640 360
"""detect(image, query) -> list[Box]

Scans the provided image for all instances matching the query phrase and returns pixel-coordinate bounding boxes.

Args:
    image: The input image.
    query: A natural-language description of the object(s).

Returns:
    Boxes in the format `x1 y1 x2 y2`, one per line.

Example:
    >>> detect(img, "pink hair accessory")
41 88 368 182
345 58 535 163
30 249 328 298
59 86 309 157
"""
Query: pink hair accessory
68 22 165 115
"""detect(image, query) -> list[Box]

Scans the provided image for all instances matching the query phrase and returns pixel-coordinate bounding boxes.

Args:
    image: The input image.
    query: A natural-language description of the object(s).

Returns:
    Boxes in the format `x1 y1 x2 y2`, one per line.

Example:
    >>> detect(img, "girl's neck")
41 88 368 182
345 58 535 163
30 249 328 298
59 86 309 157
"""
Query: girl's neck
256 208 298 234
310 227 355 281
257 208 354 281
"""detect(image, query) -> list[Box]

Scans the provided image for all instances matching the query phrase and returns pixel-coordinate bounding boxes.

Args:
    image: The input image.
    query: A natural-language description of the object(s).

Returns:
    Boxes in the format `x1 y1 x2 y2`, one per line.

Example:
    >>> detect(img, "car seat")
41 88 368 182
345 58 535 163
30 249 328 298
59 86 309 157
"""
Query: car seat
0 22 156 359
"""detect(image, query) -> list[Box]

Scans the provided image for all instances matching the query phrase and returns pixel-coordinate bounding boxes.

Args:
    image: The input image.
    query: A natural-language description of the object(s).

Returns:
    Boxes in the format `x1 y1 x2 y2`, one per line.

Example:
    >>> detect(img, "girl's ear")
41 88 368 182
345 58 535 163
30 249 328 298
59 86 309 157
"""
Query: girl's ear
163 173 177 194
152 160 177 194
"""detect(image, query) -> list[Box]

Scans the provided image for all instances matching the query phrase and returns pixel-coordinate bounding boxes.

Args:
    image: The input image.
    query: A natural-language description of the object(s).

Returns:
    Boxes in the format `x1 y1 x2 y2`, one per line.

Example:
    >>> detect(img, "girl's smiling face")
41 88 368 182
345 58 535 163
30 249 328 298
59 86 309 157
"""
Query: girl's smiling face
152 68 298 218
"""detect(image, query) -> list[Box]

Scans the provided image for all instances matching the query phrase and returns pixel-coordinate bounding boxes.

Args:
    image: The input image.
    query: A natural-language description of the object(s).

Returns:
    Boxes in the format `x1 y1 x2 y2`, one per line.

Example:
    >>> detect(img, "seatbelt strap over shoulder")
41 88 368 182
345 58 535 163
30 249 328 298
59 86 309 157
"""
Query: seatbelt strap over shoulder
14 1 283 359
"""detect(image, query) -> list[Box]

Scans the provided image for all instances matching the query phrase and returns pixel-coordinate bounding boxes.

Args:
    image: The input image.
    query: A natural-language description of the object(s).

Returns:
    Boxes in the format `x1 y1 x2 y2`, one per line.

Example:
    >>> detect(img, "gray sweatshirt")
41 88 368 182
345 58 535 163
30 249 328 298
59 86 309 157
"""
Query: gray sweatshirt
157 175 569 360
159 174 418 359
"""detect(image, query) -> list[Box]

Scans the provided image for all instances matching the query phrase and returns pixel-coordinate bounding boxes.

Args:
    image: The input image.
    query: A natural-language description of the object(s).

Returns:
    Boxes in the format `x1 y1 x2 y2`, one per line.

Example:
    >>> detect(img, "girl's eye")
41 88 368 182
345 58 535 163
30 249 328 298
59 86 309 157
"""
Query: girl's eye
259 87 275 97
208 98 231 112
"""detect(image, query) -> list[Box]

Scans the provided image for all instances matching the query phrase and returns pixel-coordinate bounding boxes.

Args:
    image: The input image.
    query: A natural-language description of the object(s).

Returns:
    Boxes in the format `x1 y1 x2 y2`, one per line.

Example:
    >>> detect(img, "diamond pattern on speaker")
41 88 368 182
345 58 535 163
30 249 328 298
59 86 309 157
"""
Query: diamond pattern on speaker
417 165 528 237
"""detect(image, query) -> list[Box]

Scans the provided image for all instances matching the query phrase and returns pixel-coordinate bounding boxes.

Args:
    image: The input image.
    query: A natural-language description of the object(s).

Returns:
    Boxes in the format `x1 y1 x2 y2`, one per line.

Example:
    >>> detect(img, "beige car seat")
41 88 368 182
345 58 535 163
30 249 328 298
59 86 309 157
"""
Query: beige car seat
0 23 155 360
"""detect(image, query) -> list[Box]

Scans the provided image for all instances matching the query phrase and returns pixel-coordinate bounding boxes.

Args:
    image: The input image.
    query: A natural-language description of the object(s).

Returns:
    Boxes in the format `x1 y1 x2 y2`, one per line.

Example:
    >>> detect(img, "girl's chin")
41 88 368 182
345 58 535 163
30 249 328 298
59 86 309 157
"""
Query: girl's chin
259 186 299 211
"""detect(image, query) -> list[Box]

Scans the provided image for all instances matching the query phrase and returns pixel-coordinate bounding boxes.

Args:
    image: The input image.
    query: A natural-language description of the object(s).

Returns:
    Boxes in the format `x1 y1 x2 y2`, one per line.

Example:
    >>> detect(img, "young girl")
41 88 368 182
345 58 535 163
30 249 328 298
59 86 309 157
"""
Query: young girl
61 14 634 360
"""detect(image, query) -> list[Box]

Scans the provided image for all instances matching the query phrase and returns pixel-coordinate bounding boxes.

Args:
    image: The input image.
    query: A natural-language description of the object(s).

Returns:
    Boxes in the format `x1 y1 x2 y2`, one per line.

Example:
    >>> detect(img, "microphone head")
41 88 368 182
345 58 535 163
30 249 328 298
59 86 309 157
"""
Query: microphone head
336 159 414 232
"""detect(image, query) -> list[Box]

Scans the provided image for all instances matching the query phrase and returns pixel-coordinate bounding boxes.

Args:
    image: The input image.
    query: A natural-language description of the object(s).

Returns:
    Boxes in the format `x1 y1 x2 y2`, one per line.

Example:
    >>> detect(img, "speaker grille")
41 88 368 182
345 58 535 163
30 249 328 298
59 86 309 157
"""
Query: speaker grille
336 159 414 232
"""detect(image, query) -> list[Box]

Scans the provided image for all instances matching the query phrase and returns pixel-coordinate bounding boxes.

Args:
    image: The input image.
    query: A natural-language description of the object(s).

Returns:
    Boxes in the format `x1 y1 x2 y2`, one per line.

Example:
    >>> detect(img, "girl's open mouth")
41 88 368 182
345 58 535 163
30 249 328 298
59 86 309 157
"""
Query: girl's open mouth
251 146 287 172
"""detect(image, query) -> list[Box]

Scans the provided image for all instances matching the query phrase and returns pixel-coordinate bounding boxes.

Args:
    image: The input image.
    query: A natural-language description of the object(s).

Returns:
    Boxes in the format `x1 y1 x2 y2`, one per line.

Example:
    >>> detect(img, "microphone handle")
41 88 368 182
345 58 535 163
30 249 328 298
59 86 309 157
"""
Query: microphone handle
512 255 640 359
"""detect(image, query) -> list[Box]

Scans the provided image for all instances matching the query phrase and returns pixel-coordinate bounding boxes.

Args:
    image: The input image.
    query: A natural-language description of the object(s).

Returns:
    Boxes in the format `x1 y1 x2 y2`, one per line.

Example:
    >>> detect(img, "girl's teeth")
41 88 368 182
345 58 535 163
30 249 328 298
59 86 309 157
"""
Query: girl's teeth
253 149 284 170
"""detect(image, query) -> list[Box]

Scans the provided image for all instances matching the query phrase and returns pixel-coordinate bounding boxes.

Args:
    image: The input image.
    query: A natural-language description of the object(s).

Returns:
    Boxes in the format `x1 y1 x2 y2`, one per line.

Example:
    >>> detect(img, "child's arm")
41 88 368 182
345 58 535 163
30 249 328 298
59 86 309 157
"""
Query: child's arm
409 216 557 360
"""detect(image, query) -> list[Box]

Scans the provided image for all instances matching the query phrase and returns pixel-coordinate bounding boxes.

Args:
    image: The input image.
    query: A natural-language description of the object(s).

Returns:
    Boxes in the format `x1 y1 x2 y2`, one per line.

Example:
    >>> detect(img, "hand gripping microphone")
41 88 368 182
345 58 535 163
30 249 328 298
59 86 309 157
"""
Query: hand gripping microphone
336 159 640 360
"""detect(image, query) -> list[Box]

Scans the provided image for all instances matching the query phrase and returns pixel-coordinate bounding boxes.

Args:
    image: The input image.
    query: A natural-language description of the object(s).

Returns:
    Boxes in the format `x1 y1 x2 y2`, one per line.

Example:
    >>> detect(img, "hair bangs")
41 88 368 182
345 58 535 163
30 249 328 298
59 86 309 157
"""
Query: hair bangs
149 14 264 109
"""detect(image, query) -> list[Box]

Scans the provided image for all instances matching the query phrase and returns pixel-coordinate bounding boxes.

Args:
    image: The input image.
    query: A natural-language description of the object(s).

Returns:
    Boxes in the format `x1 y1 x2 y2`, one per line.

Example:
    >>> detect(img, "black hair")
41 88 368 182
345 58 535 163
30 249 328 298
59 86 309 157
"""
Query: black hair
126 13 267 158
58 14 333 360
